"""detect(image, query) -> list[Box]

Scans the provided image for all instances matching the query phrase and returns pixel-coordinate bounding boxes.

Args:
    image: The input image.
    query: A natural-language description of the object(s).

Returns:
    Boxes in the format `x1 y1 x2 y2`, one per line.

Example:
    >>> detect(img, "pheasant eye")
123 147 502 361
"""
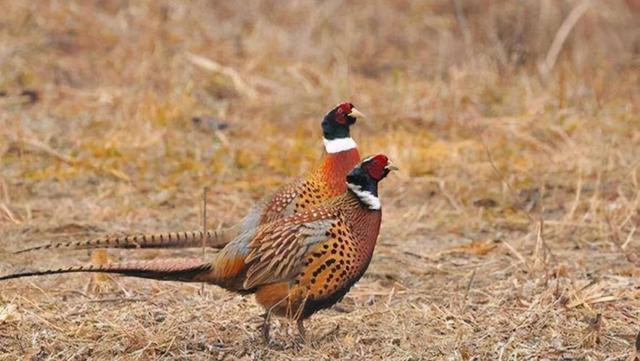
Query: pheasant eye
335 102 352 113
333 102 354 125
337 102 352 113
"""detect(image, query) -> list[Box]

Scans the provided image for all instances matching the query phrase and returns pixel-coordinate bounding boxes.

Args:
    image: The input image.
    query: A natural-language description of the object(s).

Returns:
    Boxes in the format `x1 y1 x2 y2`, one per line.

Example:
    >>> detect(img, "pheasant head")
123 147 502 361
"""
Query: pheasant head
346 154 398 210
322 102 366 154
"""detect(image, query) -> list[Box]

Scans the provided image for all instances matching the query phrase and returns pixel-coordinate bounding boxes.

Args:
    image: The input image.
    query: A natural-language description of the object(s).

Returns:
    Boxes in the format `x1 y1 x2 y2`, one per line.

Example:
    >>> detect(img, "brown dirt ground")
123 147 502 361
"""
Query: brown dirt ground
1 1 639 360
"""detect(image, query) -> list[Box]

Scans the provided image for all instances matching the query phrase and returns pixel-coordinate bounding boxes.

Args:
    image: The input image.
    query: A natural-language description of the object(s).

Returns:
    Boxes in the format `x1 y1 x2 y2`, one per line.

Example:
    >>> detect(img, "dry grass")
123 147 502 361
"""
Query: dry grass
1 1 640 359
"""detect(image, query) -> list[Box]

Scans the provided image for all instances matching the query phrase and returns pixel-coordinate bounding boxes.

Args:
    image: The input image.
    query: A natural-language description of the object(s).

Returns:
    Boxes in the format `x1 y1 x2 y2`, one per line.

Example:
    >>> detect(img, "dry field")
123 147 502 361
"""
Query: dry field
1 1 639 360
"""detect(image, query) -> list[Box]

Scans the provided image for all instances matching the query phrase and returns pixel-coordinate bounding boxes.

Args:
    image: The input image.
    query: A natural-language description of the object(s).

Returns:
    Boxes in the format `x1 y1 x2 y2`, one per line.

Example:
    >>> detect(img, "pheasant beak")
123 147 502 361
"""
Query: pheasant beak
348 108 366 120
385 161 399 172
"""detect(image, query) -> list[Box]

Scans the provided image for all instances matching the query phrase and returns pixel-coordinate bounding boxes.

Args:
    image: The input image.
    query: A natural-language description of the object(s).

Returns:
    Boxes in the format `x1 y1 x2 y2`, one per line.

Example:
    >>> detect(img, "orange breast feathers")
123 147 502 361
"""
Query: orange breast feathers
318 148 361 194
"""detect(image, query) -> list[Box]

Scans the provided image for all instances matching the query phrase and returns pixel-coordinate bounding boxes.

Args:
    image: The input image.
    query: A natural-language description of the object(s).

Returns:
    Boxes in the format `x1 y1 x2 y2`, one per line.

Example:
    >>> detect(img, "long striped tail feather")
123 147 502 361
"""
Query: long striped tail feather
13 227 238 255
0 258 214 282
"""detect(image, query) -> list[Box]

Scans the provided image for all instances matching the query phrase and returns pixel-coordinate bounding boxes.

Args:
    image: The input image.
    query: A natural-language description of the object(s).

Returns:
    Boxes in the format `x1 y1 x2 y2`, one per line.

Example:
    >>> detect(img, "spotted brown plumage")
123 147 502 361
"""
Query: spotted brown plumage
0 155 397 342
14 102 365 255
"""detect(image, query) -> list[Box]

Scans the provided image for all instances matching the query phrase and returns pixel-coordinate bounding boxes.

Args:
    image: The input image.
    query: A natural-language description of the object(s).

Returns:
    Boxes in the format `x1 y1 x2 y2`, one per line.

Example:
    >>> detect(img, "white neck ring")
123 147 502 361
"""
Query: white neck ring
323 137 357 154
347 182 381 210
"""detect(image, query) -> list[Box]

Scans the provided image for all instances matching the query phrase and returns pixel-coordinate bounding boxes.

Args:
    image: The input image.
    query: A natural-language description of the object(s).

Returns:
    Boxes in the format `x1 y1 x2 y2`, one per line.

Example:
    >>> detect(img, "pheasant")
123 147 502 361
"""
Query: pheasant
0 155 397 341
14 102 366 254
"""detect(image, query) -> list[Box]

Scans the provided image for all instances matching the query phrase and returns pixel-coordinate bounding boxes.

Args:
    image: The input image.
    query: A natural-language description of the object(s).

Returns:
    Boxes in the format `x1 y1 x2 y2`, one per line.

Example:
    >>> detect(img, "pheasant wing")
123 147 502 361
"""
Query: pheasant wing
242 208 338 289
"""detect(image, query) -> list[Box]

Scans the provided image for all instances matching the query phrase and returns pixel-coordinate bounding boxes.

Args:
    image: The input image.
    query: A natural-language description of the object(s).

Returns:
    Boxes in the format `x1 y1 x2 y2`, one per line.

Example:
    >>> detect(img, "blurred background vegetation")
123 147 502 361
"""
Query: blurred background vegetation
1 0 638 233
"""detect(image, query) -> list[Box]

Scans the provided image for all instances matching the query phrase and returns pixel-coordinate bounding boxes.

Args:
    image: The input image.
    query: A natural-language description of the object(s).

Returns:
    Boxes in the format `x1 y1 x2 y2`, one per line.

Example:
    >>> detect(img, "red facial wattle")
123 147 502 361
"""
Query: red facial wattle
336 102 353 114
334 102 354 124
365 155 389 181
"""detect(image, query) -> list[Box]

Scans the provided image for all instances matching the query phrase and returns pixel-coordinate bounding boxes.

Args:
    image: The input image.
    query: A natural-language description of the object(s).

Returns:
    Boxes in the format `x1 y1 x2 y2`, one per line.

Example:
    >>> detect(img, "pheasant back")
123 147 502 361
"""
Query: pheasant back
260 148 361 223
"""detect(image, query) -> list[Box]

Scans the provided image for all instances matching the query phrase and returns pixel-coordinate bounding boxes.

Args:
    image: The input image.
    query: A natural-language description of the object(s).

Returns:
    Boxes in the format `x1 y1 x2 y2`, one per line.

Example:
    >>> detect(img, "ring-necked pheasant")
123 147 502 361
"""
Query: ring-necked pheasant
14 102 366 254
0 155 397 341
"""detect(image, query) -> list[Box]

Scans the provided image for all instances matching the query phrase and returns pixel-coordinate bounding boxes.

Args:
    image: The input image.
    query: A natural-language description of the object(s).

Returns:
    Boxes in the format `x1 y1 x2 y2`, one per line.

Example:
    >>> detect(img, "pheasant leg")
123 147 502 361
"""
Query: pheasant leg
296 319 306 343
261 310 272 343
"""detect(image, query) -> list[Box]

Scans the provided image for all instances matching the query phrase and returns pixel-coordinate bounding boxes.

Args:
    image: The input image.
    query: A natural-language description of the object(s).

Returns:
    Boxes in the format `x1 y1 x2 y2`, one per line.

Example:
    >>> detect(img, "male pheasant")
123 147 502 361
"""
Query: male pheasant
14 102 365 254
0 155 397 341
